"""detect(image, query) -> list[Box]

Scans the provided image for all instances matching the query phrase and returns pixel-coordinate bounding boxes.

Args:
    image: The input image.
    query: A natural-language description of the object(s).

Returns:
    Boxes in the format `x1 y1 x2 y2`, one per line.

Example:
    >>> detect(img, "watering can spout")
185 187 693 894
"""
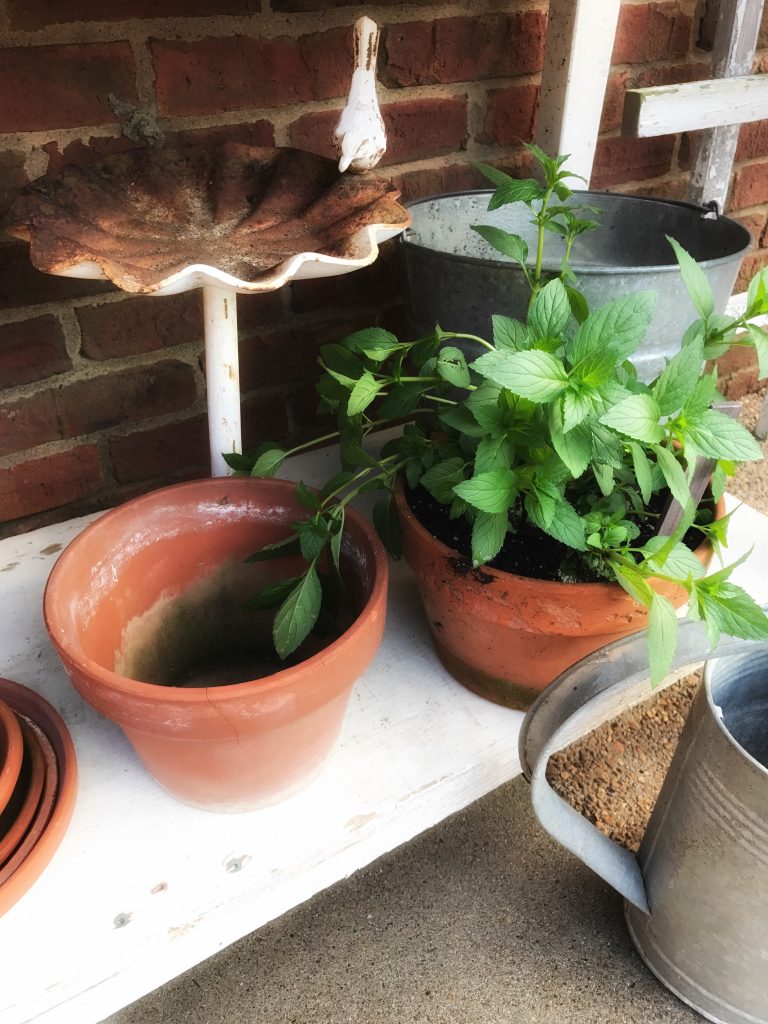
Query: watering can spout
522 617 768 915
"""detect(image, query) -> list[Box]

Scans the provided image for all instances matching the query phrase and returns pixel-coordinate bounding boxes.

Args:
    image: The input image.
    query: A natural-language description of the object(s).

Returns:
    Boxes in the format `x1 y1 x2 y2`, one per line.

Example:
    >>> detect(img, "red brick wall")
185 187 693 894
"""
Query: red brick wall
0 0 767 536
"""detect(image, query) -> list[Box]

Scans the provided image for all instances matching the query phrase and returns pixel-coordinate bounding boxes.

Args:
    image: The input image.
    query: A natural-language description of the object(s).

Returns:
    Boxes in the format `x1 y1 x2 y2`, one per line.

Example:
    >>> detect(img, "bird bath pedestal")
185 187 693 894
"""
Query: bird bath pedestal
6 18 409 476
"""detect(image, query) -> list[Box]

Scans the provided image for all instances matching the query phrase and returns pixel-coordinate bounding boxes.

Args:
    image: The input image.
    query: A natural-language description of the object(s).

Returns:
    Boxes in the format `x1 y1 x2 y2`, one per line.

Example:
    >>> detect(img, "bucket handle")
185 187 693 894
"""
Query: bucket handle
523 616 768 914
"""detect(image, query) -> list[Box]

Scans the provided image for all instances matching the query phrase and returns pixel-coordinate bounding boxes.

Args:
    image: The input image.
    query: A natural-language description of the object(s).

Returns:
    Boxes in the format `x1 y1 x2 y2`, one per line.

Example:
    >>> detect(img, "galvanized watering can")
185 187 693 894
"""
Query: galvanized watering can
520 619 768 1024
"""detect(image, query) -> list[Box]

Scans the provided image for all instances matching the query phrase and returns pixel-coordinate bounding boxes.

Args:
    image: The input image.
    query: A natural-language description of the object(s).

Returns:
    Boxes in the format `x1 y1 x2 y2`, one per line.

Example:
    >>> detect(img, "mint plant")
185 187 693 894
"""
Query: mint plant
229 152 768 684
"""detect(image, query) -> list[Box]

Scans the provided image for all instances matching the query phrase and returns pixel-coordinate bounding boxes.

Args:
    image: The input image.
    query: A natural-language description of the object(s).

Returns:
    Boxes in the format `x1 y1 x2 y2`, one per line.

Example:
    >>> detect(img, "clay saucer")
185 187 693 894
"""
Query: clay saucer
0 698 24 819
0 716 46 866
0 679 77 917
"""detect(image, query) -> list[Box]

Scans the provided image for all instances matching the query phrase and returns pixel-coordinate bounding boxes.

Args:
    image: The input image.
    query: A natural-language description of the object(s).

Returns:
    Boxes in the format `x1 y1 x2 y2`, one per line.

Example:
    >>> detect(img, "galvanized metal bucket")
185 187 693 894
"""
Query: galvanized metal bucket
521 620 768 1024
400 191 751 380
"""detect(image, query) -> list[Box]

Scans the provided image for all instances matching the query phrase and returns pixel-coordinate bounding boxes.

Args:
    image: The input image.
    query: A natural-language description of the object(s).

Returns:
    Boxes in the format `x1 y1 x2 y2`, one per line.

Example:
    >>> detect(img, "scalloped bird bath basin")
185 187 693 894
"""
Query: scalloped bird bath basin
5 17 410 475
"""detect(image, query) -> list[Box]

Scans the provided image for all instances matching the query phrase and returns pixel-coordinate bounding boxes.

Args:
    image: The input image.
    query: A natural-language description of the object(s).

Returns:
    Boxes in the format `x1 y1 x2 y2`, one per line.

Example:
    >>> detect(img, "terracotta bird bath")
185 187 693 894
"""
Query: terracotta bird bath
6 17 410 474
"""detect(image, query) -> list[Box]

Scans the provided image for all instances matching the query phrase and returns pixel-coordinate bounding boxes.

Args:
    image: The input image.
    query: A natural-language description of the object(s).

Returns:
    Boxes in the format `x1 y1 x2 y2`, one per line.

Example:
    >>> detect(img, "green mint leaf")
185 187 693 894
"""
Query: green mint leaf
251 447 287 478
613 564 654 606
590 422 625 469
696 581 768 642
421 457 466 504
629 442 653 504
437 346 471 388
347 371 384 416
492 315 532 351
653 336 704 416
684 409 763 462
297 518 331 563
378 381 429 419
330 508 344 570
569 291 656 367
565 285 589 325
528 279 571 340
273 566 322 659
487 177 545 211
748 324 768 378
342 327 400 362
453 468 518 514
600 394 663 444
549 402 591 477
532 496 587 551
642 536 705 579
320 343 364 381
472 349 568 403
473 161 514 189
667 236 715 319
223 452 254 473
684 368 719 417
652 444 691 508
562 388 594 433
470 511 508 566
471 224 529 266
373 495 402 558
439 404 485 438
648 593 679 687
465 383 505 432
747 267 768 314
593 462 614 496
243 575 304 611
475 434 514 473
295 481 321 511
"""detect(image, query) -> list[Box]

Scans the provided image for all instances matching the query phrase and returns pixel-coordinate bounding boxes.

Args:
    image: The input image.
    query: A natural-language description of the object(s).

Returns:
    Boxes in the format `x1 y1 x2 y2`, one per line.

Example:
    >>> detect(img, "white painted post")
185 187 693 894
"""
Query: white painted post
690 0 765 208
202 284 241 477
535 0 621 184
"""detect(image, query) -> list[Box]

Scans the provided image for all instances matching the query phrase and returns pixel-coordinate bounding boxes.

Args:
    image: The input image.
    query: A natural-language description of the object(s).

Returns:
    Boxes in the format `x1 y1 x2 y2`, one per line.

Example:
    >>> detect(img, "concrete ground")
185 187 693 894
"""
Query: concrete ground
107 777 698 1024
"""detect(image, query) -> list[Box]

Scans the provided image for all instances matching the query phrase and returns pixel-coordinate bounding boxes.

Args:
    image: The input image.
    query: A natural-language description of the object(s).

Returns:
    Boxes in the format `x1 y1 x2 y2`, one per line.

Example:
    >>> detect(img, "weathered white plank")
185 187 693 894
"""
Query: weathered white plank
690 0 765 208
535 0 621 184
0 440 524 1024
623 74 768 138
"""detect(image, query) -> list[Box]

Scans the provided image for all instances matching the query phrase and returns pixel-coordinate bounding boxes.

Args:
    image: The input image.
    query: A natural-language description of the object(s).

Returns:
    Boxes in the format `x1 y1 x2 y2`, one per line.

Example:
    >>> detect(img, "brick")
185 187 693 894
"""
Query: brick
0 445 102 523
58 360 197 437
730 162 768 210
602 62 710 134
0 43 138 132
7 0 259 29
737 120 768 161
291 97 468 166
716 342 759 378
0 316 71 387
733 210 768 248
152 29 351 117
390 162 486 204
43 136 139 175
677 130 702 172
0 243 115 311
480 84 539 147
76 293 203 361
735 249 768 293
612 3 692 65
618 175 688 201
0 390 60 458
290 250 397 313
109 415 209 485
382 11 547 88
591 136 675 188
0 150 28 222
241 391 292 452
164 120 275 150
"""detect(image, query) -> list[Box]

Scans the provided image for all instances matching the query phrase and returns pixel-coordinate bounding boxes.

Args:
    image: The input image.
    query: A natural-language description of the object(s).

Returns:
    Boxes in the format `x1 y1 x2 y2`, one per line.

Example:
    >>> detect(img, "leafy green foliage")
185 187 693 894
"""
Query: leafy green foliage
232 148 768 675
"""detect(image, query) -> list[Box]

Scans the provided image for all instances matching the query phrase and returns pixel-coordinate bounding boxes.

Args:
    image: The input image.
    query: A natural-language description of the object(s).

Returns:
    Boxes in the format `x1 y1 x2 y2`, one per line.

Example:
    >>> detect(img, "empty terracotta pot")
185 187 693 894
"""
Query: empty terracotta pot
0 699 23 820
394 478 718 710
44 477 388 812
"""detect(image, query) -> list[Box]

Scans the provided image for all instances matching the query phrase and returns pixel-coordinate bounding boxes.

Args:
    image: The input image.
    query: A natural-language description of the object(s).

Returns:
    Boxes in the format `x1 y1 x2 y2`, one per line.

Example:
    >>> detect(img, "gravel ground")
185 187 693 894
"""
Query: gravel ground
550 383 768 851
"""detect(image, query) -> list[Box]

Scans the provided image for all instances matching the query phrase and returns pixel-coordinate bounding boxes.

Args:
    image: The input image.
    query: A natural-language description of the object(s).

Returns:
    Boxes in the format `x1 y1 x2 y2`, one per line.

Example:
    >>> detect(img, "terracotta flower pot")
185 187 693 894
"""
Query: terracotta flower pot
393 478 718 710
44 477 388 812
0 699 24 820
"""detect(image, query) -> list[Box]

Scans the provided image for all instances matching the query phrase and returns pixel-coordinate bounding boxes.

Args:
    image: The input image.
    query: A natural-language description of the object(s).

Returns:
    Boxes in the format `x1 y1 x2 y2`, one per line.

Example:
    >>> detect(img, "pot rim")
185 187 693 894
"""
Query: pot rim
704 654 768 779
44 476 389 704
399 189 753 275
393 474 718 598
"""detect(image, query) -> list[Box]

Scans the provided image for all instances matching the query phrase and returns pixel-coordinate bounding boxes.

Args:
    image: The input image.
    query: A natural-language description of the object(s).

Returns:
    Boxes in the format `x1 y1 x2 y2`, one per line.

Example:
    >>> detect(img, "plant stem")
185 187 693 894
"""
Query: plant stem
441 331 495 352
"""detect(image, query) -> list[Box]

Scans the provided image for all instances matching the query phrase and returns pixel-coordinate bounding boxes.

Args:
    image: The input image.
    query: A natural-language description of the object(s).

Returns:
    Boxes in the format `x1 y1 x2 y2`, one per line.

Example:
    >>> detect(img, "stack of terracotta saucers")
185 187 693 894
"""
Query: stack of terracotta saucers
0 678 77 915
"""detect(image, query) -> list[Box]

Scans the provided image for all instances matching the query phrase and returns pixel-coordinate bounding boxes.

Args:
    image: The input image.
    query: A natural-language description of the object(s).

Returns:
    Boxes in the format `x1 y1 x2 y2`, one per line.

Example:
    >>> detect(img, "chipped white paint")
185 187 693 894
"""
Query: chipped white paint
202 284 241 476
535 0 621 184
623 74 768 138
0 439 524 1024
334 17 387 174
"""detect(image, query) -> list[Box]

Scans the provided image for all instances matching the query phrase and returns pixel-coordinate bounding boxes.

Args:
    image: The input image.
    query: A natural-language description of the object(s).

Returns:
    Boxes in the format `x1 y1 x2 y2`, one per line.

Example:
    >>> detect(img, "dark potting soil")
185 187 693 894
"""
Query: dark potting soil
405 484 710 583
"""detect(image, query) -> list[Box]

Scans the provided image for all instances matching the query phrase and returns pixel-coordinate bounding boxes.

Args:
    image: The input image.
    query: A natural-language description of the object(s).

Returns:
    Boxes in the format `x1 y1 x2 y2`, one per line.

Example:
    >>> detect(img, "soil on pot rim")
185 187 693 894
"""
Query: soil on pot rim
405 483 711 584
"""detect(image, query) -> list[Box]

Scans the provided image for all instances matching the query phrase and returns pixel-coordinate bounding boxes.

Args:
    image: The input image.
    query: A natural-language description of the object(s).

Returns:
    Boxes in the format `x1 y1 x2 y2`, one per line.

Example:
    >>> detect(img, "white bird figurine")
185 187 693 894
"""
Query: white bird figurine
334 17 387 174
